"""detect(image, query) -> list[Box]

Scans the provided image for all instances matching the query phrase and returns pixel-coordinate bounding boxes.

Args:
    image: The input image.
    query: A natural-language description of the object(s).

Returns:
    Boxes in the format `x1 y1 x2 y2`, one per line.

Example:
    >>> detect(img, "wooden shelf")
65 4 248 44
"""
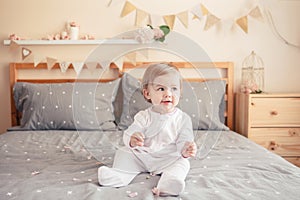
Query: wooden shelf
3 39 140 46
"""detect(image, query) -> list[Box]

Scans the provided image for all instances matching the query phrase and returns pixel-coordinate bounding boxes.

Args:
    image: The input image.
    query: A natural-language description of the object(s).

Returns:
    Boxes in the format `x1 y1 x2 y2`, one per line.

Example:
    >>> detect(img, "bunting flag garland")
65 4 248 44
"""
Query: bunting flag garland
72 62 85 75
190 4 204 20
98 60 111 70
135 9 149 26
46 57 57 70
236 16 248 33
249 6 263 22
59 61 71 73
116 1 265 33
120 1 136 17
204 13 221 31
163 15 176 30
10 41 19 50
201 4 209 16
177 11 189 28
149 15 163 27
85 62 98 71
33 54 44 67
114 57 124 71
22 47 32 60
138 50 149 59
124 52 137 65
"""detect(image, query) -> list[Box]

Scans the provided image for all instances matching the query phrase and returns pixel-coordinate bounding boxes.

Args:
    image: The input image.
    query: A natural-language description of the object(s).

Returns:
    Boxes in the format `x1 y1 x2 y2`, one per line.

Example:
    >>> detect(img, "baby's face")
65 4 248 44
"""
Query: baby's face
143 72 181 114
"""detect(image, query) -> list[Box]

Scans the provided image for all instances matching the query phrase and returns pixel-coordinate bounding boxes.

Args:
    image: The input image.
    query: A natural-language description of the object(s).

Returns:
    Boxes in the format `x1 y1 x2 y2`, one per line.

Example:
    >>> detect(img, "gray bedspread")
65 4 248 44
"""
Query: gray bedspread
1 129 299 200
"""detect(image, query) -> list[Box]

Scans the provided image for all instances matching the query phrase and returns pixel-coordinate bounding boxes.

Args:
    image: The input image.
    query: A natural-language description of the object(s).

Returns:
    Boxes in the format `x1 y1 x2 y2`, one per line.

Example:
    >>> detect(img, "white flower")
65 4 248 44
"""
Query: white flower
153 28 164 40
135 27 154 44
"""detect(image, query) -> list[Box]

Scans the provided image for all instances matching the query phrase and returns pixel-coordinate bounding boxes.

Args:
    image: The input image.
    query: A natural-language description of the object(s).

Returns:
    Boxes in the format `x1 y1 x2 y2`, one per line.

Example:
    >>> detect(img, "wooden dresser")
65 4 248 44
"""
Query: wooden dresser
235 93 300 167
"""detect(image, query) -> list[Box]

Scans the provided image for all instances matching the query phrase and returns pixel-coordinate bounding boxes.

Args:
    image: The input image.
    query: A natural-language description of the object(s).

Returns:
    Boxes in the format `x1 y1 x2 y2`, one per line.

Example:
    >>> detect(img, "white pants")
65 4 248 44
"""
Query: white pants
98 147 190 195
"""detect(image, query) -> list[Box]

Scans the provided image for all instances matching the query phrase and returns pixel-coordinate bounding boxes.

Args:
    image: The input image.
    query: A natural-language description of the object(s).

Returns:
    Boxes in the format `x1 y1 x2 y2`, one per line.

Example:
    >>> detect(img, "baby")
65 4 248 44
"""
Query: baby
98 63 197 196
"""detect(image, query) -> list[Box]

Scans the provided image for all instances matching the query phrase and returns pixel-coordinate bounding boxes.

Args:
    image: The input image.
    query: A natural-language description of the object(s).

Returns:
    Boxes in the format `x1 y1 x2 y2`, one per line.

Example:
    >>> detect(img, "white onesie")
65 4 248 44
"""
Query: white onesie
98 107 194 196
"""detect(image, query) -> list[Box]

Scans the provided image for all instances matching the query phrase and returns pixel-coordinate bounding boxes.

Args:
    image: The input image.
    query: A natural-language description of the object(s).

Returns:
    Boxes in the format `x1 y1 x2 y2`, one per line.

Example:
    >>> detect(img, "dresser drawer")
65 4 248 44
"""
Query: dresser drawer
249 97 300 126
284 157 300 167
249 128 300 156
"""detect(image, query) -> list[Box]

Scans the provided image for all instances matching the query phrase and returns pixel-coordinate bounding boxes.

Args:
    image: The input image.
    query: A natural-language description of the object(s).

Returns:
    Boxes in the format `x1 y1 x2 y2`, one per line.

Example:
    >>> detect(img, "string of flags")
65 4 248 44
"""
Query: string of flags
116 0 264 33
11 43 148 74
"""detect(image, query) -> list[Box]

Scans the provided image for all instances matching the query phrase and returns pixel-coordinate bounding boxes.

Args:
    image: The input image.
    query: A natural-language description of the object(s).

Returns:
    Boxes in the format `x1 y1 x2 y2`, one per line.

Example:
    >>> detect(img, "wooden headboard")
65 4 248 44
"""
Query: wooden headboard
10 62 234 129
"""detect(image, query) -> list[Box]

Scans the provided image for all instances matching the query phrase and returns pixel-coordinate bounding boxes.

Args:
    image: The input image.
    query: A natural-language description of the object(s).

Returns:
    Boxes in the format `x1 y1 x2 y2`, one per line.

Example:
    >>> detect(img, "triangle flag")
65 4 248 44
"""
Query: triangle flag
204 14 220 31
125 52 137 65
135 9 149 26
249 6 264 22
21 47 32 60
46 57 57 70
85 62 98 71
59 61 71 73
177 11 189 28
236 16 248 33
10 40 19 50
121 1 136 17
150 14 163 26
33 54 44 67
191 4 204 20
163 15 176 30
201 4 209 16
107 0 123 7
222 19 234 31
98 60 111 70
138 49 149 59
72 62 84 75
114 57 124 71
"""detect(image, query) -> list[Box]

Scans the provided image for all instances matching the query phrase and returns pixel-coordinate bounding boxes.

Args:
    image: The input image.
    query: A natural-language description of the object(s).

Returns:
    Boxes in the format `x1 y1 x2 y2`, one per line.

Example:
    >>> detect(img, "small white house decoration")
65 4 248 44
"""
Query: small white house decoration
240 51 264 94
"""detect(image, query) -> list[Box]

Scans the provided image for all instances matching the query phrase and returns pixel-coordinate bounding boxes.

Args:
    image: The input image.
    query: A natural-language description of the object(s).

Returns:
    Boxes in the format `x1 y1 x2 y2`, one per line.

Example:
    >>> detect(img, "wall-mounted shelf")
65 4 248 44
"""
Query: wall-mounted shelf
3 39 140 46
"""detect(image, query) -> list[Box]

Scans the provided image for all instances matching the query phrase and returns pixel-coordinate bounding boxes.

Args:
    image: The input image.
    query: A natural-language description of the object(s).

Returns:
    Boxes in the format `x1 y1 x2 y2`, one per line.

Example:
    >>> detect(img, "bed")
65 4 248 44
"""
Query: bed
1 62 299 200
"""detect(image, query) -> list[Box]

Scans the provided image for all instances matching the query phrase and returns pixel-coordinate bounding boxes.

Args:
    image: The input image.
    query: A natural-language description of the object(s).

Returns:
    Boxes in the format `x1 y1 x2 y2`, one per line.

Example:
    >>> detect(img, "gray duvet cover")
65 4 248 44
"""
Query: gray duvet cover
1 129 299 200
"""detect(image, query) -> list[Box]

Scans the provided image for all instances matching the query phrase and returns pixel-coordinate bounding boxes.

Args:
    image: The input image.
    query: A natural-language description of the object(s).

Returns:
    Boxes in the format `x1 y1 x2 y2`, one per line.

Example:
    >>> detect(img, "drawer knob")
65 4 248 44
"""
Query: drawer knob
269 141 277 151
288 129 298 136
270 110 278 116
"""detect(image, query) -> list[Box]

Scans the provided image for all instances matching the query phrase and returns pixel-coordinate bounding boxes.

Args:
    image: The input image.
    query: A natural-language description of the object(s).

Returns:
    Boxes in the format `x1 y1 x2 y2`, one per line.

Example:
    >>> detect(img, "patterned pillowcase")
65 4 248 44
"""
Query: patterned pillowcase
115 73 228 130
178 80 229 130
115 73 151 130
13 80 120 130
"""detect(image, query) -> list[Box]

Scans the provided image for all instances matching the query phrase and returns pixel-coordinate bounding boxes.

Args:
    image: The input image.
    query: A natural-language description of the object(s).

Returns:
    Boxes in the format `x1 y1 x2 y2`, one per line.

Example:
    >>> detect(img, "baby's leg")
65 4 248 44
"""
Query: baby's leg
98 147 145 187
98 166 139 187
153 158 190 196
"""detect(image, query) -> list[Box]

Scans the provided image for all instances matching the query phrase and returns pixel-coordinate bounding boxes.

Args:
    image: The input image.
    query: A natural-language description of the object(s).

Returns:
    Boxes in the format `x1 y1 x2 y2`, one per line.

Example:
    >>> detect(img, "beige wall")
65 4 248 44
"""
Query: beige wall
0 0 299 132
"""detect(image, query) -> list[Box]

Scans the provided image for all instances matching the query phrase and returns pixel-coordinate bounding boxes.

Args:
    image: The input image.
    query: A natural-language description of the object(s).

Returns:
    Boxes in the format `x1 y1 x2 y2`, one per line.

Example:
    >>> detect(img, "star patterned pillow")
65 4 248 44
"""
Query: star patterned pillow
13 80 120 130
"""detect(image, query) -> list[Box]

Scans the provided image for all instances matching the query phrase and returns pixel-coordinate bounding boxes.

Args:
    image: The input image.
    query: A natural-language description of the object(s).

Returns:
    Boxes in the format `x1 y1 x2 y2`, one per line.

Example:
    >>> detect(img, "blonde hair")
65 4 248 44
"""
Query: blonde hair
142 62 182 90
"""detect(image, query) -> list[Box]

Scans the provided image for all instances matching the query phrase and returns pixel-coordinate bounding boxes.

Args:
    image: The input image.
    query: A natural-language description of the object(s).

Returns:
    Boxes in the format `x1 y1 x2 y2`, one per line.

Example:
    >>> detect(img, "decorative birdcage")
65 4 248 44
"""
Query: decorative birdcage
240 51 264 94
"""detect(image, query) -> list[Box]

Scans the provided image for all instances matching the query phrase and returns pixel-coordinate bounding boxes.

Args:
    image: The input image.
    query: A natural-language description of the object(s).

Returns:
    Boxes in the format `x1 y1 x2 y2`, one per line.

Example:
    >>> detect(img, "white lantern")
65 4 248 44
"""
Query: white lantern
240 51 264 93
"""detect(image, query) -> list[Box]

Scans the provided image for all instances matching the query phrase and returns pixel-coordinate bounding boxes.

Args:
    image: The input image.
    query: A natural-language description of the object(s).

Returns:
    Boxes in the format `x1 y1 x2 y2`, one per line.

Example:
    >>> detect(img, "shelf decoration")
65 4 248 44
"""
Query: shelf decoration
240 51 264 94
46 57 57 70
21 48 32 60
135 24 170 43
68 21 80 40
72 62 85 74
15 45 146 73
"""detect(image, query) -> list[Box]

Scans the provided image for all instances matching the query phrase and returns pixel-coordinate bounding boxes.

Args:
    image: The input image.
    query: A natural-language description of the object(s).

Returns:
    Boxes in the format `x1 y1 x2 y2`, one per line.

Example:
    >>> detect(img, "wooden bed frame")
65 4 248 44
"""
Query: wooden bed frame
9 62 234 129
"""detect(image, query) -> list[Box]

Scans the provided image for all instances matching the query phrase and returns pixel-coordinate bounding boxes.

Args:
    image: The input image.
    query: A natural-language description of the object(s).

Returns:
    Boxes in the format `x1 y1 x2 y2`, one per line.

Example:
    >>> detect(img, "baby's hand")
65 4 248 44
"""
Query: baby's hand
182 141 197 158
130 132 145 147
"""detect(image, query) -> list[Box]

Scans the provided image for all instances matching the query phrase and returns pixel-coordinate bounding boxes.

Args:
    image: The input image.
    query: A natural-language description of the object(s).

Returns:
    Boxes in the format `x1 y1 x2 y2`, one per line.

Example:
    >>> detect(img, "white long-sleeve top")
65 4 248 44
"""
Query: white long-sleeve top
123 107 194 158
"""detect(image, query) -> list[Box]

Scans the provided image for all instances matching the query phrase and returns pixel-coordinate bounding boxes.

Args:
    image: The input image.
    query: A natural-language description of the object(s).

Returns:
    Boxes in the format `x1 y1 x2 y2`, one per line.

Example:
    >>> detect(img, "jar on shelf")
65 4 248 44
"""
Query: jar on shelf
240 51 264 94
68 22 80 40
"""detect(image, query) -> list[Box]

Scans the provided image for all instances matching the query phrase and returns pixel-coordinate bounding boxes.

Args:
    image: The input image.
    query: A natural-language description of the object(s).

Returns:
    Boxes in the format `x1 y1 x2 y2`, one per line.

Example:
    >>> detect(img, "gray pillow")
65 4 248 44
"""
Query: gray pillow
13 80 120 130
115 73 151 129
178 80 228 130
115 73 228 130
